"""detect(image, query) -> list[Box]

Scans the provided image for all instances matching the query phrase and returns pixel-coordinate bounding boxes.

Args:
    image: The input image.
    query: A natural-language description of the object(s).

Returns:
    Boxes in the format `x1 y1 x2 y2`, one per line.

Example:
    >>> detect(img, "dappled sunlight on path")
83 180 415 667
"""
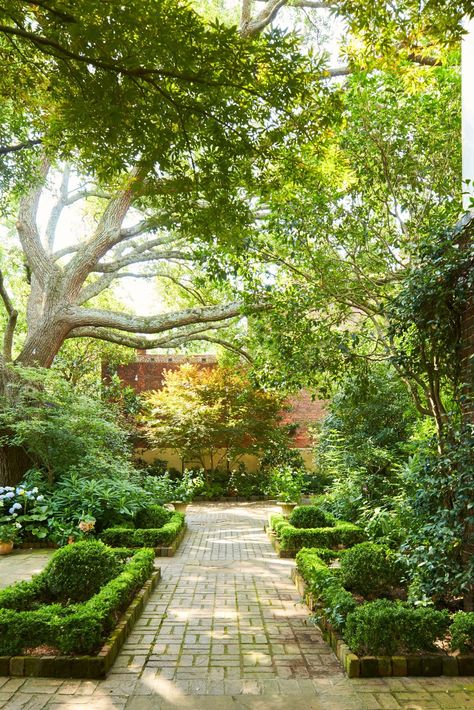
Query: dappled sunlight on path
1 502 473 708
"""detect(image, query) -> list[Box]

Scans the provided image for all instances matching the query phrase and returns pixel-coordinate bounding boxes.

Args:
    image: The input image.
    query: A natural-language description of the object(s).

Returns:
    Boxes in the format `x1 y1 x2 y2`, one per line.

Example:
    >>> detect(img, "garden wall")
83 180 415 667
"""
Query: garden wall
135 446 314 473
106 352 325 472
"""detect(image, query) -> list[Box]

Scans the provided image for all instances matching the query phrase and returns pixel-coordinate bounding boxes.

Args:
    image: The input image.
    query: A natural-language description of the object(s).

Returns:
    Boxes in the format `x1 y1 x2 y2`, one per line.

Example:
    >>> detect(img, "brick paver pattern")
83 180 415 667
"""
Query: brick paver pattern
1 502 473 709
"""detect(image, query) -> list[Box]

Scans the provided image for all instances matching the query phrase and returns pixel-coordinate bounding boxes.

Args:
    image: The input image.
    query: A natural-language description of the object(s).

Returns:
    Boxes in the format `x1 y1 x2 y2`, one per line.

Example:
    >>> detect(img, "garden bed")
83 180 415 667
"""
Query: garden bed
0 569 160 679
291 549 474 678
100 508 186 556
0 543 159 678
266 509 364 557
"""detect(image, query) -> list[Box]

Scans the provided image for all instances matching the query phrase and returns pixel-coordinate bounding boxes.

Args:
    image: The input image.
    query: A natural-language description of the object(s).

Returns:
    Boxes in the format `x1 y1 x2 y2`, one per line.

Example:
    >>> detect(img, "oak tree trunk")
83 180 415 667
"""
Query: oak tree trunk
0 444 34 488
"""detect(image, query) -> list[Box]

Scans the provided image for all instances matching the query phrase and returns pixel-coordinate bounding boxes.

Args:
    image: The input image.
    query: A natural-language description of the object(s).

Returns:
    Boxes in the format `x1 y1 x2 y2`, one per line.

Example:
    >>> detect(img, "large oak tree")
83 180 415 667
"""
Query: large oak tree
0 0 471 488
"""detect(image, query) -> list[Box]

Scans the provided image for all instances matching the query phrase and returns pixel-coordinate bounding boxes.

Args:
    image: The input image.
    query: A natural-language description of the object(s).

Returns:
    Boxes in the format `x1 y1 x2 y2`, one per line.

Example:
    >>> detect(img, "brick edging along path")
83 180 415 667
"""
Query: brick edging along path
1 501 474 709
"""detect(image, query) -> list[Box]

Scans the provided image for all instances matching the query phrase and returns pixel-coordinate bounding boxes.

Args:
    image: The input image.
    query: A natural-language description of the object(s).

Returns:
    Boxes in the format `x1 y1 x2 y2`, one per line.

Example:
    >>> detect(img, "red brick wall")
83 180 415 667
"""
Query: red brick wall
110 354 217 394
105 352 327 448
280 391 327 448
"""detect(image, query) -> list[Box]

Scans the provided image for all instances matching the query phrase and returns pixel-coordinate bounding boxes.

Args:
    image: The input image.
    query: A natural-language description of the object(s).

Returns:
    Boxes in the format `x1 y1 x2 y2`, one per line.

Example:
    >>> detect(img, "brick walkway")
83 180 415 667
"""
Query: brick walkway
1 502 474 709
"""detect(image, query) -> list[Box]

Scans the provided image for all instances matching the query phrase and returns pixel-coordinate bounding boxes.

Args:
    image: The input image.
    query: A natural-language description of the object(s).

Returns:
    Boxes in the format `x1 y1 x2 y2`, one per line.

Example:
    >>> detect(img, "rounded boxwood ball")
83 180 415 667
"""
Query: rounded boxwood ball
340 542 401 598
135 505 172 529
45 540 122 602
289 505 334 529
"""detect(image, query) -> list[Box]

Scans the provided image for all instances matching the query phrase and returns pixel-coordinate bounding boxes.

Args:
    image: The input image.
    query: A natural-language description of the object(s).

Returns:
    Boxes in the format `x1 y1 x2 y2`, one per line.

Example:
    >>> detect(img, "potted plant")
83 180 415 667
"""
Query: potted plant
0 522 21 554
170 470 201 513
267 466 305 517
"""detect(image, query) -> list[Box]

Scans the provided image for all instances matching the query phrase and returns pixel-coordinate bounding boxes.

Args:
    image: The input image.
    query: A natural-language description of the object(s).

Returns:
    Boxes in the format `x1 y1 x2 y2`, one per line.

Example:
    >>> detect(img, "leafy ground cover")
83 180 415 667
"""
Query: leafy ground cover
0 541 155 656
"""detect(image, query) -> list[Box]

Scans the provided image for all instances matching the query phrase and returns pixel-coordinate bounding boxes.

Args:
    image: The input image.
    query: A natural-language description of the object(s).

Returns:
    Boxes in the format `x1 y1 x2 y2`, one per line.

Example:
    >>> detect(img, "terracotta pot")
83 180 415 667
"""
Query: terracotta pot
0 541 14 555
172 501 188 514
278 502 298 517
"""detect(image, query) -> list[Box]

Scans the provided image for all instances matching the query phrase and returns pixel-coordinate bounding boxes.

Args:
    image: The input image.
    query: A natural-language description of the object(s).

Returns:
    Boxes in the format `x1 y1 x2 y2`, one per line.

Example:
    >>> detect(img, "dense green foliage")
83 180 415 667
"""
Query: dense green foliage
44 541 122 603
0 0 323 201
289 505 335 529
0 547 154 655
100 512 185 548
401 434 474 602
269 512 364 553
340 542 404 598
386 223 474 441
296 546 457 655
265 466 306 503
344 600 450 656
450 612 474 653
314 365 417 523
134 505 172 530
0 367 135 483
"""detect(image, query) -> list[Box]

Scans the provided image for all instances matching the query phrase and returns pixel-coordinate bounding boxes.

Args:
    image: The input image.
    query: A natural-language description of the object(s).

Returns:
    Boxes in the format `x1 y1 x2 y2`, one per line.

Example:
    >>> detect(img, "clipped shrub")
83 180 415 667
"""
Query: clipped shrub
296 548 338 593
44 540 122 602
274 516 364 553
0 575 48 611
450 612 474 653
135 504 172 529
296 548 357 631
0 606 56 655
101 512 185 548
289 505 334 529
344 599 450 655
340 542 404 598
0 548 154 655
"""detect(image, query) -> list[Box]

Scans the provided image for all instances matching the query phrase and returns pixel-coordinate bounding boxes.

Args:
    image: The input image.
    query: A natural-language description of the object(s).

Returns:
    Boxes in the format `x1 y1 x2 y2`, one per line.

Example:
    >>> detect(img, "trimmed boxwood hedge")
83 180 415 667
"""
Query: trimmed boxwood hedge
295 547 454 656
0 547 155 656
296 547 356 632
289 506 335 529
100 511 185 548
135 505 172 529
340 542 405 598
269 513 364 552
450 612 474 653
345 600 450 656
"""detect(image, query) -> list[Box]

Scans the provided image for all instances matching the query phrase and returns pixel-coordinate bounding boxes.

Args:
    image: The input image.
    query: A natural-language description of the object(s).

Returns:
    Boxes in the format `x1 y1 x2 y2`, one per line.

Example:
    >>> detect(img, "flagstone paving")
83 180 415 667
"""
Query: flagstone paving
0 548 53 588
0 502 473 709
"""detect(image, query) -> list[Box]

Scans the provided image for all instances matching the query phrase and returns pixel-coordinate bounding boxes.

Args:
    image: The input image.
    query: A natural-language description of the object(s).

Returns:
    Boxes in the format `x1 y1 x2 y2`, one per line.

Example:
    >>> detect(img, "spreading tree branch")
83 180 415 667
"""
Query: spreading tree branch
65 321 232 350
45 164 70 253
93 249 193 274
0 269 18 361
64 165 149 297
16 156 54 285
0 138 42 156
66 301 251 334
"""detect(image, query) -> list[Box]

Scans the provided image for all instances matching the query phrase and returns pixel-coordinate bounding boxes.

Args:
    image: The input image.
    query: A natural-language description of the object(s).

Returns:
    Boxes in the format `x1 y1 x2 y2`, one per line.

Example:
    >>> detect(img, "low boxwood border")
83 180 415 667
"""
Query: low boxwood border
290 568 474 678
100 512 186 555
0 561 160 679
266 513 364 557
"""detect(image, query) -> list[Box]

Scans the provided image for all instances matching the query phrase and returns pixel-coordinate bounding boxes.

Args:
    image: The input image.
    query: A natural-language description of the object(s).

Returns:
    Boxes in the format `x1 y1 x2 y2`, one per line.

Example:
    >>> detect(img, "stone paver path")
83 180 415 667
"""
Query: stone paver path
1 502 474 709
0 548 53 589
